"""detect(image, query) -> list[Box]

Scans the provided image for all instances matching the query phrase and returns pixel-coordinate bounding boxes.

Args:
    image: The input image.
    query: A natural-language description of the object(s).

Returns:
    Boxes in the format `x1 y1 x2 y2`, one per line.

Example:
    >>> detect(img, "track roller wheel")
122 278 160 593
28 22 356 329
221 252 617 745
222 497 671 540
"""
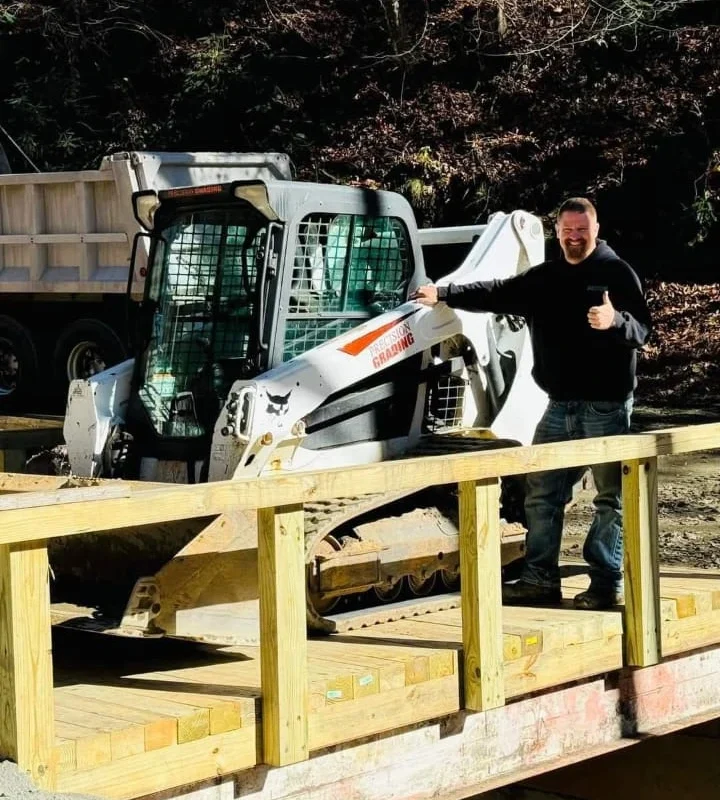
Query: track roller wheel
407 572 438 597
373 579 403 603
439 568 460 591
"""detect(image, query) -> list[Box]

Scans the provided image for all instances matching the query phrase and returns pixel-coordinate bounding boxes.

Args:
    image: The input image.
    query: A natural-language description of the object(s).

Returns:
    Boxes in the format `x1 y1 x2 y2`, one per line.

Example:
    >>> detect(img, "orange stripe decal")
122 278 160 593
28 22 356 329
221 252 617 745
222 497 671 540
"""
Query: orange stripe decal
339 309 419 356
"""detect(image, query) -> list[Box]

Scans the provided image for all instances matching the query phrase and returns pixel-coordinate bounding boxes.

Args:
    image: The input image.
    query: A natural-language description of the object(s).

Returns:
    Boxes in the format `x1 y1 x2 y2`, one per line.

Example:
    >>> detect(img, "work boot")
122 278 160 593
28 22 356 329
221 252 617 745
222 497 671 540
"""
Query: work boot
502 580 562 606
573 588 624 610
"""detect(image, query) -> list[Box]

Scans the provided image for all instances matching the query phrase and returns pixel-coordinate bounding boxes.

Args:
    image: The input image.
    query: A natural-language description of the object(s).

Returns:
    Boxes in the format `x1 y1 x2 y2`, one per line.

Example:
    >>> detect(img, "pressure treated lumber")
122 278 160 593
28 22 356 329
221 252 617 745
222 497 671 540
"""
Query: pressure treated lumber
458 477 504 710
55 727 257 800
3 423 720 546
0 541 55 788
622 457 661 666
257 503 309 766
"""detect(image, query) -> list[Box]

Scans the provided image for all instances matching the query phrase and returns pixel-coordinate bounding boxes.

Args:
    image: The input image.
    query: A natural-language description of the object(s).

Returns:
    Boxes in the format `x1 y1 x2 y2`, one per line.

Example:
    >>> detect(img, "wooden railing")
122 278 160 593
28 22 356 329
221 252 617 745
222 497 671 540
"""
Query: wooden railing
1 422 720 786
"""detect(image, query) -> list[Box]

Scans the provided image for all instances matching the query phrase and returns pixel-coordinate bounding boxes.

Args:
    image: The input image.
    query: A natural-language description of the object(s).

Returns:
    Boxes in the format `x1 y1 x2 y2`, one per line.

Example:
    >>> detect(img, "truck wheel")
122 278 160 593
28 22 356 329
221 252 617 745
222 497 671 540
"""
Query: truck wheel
53 319 127 390
0 315 39 412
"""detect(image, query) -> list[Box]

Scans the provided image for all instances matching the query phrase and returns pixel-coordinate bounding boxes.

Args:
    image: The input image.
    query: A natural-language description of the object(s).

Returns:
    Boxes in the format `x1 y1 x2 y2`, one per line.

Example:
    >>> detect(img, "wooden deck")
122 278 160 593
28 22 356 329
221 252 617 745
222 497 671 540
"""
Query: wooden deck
0 415 64 472
50 566 720 799
4 424 720 799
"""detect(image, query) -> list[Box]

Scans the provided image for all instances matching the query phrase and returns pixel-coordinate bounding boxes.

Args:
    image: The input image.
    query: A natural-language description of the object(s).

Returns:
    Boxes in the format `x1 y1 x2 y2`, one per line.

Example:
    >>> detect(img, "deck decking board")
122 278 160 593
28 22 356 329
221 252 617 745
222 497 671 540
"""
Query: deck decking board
43 568 720 800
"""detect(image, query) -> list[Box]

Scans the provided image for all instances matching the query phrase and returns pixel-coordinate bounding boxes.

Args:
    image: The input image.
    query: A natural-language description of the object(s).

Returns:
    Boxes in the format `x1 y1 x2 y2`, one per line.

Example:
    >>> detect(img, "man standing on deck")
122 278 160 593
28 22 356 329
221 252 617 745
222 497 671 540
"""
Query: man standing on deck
411 197 652 610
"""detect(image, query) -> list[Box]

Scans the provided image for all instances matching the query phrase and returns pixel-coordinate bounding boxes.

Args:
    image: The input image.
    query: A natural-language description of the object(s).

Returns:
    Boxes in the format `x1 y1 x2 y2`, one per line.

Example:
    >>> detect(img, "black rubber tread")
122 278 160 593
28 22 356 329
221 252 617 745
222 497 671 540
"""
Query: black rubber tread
303 434 523 633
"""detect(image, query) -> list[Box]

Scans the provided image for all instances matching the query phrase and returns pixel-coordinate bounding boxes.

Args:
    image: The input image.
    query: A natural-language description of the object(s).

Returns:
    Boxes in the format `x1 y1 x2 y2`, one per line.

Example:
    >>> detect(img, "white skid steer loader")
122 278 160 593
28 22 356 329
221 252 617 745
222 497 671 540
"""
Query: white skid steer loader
58 175 547 644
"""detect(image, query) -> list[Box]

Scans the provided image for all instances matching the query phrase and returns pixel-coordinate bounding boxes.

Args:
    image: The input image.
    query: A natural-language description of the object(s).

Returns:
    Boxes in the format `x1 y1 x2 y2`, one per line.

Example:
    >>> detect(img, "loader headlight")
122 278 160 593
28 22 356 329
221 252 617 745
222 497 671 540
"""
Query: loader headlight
133 191 161 231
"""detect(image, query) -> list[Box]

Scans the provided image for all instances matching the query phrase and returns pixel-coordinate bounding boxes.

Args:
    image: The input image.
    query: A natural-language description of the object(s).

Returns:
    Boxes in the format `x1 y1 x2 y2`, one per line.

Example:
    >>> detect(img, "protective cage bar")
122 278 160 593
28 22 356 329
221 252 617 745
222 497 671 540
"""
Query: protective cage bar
283 213 412 361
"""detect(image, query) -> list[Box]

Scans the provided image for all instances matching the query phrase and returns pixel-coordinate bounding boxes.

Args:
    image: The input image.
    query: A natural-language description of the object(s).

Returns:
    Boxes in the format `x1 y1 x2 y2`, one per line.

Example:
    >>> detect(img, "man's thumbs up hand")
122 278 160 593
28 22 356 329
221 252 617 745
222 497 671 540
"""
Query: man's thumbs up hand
588 290 616 330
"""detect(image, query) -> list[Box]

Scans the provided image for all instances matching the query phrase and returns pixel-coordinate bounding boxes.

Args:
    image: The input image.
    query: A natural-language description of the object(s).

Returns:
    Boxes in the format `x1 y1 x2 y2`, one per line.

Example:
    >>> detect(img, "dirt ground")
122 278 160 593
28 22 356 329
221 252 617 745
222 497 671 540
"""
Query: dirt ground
562 404 720 569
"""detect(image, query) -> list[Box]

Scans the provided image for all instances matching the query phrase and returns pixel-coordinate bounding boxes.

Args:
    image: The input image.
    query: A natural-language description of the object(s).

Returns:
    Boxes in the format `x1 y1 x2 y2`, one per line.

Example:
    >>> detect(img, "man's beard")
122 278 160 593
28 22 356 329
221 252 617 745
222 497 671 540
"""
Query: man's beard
563 242 590 261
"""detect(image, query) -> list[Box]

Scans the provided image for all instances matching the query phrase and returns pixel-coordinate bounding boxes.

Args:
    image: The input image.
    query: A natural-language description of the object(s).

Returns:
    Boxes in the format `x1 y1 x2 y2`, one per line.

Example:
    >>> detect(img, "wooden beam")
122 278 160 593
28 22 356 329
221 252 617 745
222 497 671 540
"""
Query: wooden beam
458 478 504 710
0 541 55 788
2 423 720 545
55 727 257 800
622 457 661 666
257 503 309 766
0 473 164 494
0 415 63 450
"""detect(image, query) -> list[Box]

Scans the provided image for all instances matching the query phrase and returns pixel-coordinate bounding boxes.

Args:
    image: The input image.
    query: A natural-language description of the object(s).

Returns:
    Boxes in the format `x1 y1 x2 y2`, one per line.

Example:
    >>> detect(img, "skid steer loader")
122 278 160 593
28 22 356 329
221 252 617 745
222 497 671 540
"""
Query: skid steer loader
57 176 548 643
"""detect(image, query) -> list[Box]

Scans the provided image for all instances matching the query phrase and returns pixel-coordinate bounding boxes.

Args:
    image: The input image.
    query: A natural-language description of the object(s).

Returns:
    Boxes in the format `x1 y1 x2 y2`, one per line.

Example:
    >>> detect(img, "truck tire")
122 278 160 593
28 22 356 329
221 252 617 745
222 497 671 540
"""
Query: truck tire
0 315 39 412
53 319 127 394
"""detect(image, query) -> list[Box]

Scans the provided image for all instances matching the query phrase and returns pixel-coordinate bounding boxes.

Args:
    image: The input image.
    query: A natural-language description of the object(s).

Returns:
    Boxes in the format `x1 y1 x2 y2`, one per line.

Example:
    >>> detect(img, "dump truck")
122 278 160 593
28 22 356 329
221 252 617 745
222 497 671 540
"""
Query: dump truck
56 175 548 643
0 151 292 413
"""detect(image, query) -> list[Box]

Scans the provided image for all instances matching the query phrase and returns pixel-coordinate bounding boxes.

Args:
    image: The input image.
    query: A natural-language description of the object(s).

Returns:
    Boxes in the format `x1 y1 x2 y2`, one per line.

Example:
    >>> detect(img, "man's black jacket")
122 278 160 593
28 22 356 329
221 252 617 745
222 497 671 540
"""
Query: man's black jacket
436 241 652 402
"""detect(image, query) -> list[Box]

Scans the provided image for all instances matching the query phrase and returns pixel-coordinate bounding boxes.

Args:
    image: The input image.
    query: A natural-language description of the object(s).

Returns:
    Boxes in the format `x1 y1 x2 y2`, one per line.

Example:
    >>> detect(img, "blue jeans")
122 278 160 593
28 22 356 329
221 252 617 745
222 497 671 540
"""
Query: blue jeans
521 399 632 594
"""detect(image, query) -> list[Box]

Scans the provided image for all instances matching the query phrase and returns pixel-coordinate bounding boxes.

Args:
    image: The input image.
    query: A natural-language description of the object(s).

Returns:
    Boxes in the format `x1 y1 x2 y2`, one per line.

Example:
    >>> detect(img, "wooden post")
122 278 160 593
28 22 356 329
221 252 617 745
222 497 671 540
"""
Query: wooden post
257 503 309 766
622 457 661 667
458 478 505 711
0 541 55 788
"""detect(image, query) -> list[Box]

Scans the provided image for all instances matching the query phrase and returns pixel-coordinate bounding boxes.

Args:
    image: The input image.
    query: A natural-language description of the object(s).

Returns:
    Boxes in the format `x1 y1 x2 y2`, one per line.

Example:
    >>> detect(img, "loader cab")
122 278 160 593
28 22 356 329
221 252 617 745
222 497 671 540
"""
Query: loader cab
125 180 425 469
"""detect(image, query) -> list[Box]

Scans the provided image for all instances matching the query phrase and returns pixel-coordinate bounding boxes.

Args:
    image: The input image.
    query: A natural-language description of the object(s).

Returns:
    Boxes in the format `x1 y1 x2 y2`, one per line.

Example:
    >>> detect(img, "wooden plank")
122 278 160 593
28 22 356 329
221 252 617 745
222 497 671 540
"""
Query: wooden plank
309 674 460 752
55 727 258 800
0 483 131 510
659 580 719 615
133 651 262 683
55 691 177 751
503 625 544 656
316 634 448 686
660 592 695 619
117 682 243 735
0 472 164 494
569 564 677 620
505 634 623 699
0 541 55 788
118 667 260 728
306 640 407 691
660 597 680 621
329 634 433 685
54 706 144 761
458 478 504 711
622 457 661 666
53 738 76 774
54 721 111 770
63 685 209 744
309 656 380 701
6 424 720 546
257 503 308 766
340 622 457 681
409 608 544 658
0 474 102 493
662 606 720 656
307 663 356 704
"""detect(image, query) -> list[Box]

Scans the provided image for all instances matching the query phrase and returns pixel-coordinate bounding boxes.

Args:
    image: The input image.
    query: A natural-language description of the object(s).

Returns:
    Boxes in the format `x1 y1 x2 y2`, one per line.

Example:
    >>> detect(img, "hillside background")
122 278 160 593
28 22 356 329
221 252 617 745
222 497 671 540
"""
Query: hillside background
1 0 718 404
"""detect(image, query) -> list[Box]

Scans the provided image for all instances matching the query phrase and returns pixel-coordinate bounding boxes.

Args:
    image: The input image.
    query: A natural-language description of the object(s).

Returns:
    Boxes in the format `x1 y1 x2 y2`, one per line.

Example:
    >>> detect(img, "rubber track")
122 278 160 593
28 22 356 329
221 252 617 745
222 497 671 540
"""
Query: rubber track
304 435 520 633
